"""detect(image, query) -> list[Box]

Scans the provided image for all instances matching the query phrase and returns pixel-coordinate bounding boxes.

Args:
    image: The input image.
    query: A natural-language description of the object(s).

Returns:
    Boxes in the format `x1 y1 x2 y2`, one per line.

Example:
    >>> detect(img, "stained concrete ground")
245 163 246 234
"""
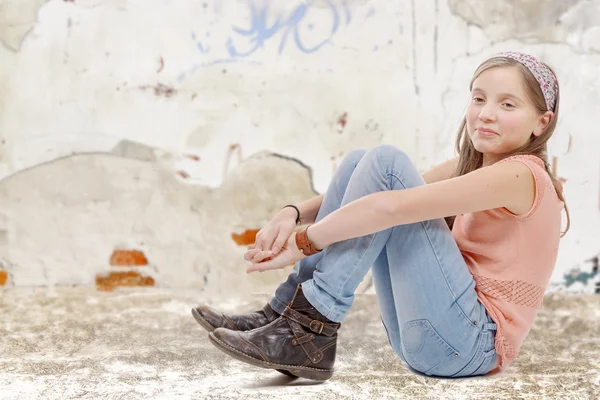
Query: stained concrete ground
1 287 599 400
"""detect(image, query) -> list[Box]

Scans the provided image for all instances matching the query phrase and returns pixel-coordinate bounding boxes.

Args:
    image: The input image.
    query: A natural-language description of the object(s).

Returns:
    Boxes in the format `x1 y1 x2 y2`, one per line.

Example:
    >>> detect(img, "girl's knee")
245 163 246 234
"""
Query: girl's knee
371 144 411 164
340 148 368 169
361 145 415 174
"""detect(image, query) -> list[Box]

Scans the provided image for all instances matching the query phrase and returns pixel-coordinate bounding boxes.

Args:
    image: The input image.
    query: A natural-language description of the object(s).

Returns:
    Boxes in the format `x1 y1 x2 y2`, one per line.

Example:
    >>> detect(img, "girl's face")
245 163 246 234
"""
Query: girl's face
465 66 553 165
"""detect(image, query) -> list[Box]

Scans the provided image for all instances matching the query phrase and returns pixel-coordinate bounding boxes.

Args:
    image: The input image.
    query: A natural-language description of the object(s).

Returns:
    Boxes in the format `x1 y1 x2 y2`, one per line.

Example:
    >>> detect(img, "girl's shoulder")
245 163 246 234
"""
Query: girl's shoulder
494 154 561 218
495 154 552 187
495 154 546 169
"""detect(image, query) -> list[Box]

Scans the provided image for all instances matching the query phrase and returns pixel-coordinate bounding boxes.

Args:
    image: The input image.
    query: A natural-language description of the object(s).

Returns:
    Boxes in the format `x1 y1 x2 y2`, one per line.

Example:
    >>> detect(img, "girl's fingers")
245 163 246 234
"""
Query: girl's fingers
271 232 289 255
243 248 261 261
247 261 273 273
252 250 274 263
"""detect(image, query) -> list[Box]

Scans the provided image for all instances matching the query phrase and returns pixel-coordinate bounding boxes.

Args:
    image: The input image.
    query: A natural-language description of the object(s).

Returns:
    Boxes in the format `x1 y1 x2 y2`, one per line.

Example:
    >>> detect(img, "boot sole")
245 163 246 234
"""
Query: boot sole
208 332 333 381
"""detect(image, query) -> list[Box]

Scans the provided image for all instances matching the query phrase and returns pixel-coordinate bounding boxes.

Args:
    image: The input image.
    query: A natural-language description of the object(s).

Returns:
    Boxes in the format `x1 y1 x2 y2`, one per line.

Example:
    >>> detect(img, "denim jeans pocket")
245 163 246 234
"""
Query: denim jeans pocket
450 331 495 377
401 319 460 375
472 349 497 376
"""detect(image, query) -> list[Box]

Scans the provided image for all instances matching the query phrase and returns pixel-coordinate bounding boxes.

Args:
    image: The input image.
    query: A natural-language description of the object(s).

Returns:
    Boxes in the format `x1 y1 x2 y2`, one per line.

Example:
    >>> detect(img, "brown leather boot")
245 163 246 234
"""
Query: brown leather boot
191 303 279 332
208 285 341 381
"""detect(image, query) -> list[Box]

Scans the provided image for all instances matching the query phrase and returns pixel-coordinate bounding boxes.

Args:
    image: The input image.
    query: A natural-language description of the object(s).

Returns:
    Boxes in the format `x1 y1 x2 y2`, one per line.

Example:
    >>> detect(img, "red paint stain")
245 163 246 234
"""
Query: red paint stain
176 170 190 179
232 229 260 245
0 271 7 286
337 112 348 132
223 144 243 179
184 154 200 161
139 83 177 98
96 271 155 291
110 250 148 267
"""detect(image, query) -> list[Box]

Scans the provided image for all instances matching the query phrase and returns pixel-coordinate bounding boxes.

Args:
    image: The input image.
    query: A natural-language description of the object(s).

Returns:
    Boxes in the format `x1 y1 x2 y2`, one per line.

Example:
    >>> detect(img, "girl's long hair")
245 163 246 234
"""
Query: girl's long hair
446 57 570 237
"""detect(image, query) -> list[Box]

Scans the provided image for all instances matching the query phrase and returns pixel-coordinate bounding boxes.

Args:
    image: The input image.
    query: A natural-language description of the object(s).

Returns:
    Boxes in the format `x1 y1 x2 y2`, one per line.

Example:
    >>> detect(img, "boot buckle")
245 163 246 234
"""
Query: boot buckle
309 320 324 334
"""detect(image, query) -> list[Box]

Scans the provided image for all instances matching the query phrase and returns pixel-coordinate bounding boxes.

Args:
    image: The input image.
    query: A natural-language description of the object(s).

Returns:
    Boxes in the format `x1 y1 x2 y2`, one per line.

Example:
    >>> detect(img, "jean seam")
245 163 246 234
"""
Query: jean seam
325 153 378 318
328 231 377 318
417 205 479 331
387 158 480 363
302 281 339 321
387 165 480 373
449 331 486 377
269 296 288 315
386 169 457 301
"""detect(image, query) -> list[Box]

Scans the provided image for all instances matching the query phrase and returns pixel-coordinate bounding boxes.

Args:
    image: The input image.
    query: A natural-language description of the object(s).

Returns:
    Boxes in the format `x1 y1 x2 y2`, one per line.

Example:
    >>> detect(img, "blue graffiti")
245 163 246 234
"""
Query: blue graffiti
564 255 599 287
192 32 211 54
225 0 349 57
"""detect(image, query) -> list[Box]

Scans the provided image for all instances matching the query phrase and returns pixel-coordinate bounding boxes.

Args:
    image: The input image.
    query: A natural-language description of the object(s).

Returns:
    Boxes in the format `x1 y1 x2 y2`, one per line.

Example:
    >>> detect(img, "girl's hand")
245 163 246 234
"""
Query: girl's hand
246 232 307 273
249 207 298 255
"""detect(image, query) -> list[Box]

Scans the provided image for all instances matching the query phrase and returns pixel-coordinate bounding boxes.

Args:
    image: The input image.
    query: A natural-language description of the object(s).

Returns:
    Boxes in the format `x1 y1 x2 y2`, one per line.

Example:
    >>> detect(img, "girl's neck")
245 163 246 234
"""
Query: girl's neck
482 153 501 167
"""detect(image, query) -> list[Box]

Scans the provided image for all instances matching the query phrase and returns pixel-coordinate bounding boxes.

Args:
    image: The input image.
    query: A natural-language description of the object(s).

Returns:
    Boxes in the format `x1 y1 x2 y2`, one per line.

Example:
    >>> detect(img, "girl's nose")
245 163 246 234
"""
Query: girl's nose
478 105 497 122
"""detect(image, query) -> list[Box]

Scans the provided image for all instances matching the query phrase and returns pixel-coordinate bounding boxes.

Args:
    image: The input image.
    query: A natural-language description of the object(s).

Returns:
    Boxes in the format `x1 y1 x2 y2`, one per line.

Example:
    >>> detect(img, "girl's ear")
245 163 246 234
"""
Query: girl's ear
533 111 554 137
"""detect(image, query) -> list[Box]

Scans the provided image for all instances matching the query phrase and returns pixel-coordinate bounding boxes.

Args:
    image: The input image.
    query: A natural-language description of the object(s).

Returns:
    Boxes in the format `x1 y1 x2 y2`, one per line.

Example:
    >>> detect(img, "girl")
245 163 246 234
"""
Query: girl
192 51 569 381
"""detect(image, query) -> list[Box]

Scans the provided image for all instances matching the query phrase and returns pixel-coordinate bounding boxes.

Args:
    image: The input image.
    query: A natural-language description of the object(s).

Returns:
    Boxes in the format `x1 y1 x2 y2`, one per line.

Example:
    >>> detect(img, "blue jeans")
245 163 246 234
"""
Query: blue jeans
269 145 498 377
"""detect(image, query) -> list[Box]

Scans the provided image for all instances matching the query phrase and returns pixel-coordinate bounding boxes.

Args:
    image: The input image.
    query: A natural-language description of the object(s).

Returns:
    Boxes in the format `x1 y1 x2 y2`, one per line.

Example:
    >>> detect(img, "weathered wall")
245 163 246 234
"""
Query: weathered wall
0 0 598 293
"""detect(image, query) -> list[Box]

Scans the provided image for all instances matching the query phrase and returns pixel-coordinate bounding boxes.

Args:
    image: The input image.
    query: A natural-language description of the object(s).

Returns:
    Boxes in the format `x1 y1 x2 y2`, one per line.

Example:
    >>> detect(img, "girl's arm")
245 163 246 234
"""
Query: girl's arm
288 157 456 225
291 193 324 225
422 157 459 184
308 161 535 250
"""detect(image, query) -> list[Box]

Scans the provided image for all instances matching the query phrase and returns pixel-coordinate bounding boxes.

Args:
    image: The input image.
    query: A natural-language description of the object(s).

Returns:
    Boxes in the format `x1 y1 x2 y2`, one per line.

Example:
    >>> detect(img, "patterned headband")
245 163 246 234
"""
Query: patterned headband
495 51 558 111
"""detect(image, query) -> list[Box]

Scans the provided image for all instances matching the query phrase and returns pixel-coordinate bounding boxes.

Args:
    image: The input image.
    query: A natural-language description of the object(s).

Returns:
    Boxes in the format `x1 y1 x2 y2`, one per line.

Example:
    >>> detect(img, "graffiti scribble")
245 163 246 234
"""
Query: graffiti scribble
225 1 347 57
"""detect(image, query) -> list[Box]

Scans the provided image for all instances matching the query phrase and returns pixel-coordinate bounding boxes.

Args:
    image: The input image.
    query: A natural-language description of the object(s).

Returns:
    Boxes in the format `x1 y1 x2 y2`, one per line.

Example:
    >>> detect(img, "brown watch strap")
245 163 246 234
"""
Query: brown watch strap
295 226 322 256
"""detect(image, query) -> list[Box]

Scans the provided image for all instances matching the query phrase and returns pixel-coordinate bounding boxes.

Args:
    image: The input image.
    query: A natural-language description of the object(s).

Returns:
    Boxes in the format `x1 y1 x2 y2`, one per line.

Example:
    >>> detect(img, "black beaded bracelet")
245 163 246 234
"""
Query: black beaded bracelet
282 205 301 225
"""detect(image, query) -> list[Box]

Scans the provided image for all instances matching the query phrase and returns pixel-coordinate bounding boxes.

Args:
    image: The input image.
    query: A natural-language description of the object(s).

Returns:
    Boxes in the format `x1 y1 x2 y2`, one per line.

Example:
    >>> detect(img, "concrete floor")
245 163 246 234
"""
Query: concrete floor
1 287 599 400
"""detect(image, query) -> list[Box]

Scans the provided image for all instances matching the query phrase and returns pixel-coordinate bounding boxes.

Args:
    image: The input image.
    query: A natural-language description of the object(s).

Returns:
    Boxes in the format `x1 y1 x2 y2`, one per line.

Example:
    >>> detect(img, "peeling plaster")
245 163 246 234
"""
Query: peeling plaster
448 0 600 53
0 149 324 294
0 0 45 51
0 0 599 292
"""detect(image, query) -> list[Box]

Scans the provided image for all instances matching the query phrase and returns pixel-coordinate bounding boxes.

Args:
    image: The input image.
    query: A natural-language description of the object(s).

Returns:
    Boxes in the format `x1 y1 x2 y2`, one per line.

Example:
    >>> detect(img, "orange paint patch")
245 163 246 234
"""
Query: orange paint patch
96 271 155 291
232 229 260 245
0 271 7 286
110 250 148 266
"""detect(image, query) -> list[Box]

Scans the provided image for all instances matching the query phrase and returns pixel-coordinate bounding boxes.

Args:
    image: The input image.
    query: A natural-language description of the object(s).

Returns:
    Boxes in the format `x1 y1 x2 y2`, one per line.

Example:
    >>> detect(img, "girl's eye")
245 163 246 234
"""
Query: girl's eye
472 97 484 103
503 103 515 108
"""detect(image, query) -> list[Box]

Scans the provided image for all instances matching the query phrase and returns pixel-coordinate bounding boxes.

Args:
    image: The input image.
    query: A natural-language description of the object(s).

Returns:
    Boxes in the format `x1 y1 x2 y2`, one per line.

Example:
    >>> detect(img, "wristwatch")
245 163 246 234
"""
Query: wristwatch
295 226 322 256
